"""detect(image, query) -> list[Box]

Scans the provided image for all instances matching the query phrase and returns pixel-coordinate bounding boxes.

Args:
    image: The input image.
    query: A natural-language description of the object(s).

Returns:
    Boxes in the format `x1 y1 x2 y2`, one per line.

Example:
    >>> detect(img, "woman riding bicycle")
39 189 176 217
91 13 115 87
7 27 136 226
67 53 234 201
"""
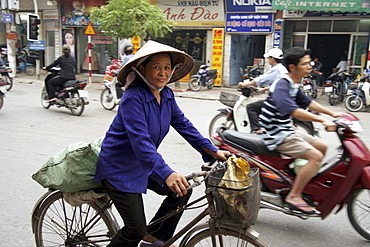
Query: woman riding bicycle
94 40 229 247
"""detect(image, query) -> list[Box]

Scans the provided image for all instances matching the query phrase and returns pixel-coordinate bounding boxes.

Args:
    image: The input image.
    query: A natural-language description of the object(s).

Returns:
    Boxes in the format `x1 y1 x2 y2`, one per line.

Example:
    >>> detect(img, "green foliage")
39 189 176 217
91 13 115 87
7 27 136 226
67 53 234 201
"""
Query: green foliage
89 0 175 40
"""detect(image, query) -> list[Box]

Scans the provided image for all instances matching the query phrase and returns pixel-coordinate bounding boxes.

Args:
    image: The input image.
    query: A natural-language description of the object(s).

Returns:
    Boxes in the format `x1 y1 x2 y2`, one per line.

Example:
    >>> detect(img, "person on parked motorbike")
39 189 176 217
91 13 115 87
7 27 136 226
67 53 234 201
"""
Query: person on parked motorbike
360 65 370 82
238 48 288 134
44 45 76 103
311 57 324 86
259 47 342 214
95 40 229 247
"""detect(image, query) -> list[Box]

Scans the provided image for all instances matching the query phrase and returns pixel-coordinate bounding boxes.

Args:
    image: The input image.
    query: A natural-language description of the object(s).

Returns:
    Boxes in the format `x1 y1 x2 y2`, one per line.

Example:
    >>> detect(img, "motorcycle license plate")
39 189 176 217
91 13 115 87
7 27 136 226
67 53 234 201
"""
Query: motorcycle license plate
78 90 89 98
325 86 333 93
303 84 311 90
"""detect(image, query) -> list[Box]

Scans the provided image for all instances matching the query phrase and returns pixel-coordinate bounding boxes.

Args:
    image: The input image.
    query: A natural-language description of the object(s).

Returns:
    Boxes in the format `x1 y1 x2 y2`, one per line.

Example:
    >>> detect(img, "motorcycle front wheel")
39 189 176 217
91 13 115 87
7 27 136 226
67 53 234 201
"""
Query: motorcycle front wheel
209 112 236 140
347 188 370 241
100 88 116 110
189 78 202 92
1 75 12 91
328 92 336 106
0 95 3 110
41 87 51 109
345 95 364 112
69 91 85 116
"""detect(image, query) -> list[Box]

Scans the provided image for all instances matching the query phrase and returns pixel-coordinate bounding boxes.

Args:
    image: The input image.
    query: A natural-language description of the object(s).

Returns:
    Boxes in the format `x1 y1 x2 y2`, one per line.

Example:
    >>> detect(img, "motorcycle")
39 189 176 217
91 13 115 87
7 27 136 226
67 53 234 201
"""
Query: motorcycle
100 59 124 110
0 85 6 110
241 66 263 83
344 77 370 112
324 70 350 106
41 67 89 116
209 87 317 141
188 65 218 92
301 70 318 99
211 113 370 241
0 65 13 91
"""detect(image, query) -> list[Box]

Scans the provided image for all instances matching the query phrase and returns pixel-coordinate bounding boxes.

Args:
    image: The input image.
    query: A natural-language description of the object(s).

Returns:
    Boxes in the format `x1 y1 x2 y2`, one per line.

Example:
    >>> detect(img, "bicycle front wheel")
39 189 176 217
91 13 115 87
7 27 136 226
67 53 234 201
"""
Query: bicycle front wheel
34 191 118 247
185 227 267 247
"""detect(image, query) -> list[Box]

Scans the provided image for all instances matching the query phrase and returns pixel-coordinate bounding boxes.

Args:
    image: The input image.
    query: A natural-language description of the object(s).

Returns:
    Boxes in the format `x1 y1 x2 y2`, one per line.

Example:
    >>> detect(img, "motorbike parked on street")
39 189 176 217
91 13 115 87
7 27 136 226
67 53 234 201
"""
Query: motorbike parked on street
100 59 124 110
188 65 218 91
211 113 370 241
324 70 350 105
41 67 89 116
209 87 317 141
344 76 370 112
301 70 318 99
0 65 13 91
0 85 6 110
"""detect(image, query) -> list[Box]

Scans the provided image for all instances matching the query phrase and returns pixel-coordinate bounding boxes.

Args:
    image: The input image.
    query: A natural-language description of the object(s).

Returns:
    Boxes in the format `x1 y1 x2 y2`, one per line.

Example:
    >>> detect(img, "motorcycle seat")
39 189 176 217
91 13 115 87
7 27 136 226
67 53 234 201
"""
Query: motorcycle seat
220 129 280 156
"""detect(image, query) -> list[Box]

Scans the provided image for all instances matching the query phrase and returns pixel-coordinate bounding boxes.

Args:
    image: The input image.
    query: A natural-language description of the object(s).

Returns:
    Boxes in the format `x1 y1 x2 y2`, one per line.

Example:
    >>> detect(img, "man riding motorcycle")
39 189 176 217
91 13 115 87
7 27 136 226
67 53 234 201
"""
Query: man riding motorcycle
44 45 76 103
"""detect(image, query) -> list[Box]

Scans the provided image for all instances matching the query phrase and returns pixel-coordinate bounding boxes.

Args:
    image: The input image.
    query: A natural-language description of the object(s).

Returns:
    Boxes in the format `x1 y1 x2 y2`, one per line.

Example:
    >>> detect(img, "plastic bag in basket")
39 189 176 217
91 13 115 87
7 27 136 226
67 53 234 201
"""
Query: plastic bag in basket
218 156 252 221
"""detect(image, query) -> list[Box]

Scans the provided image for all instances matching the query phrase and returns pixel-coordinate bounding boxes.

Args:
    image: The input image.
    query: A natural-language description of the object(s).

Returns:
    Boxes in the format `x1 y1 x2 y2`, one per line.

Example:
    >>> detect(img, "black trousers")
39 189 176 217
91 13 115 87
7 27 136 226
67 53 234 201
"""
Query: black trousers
247 100 265 132
46 76 69 99
102 178 192 247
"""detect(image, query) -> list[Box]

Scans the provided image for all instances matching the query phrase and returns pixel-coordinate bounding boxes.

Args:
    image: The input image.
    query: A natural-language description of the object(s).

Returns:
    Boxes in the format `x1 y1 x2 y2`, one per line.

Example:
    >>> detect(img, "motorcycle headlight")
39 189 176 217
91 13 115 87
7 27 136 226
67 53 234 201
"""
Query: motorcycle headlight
348 120 362 133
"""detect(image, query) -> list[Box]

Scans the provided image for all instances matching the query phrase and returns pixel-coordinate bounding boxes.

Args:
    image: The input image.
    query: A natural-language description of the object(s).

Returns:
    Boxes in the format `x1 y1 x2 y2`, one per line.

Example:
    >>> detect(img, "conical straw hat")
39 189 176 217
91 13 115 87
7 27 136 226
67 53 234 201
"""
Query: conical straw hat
117 40 194 87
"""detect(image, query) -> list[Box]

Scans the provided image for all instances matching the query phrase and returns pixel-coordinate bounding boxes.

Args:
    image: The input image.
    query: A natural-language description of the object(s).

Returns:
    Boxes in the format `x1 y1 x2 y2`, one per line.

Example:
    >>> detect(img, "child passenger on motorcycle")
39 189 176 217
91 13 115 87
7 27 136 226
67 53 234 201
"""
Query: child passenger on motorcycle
44 45 76 103
94 41 229 247
259 47 342 214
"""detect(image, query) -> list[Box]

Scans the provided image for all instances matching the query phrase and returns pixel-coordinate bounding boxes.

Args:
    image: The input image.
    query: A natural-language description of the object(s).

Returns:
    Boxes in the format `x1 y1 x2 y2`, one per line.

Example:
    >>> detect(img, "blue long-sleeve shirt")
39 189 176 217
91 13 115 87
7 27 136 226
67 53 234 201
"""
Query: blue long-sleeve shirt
254 63 288 87
95 84 217 193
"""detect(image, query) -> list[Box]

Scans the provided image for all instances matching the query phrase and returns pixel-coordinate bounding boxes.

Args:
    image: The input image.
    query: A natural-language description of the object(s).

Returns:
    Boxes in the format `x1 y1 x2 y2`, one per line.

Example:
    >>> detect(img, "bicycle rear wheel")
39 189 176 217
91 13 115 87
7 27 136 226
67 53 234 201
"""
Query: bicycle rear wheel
185 227 267 247
34 191 118 247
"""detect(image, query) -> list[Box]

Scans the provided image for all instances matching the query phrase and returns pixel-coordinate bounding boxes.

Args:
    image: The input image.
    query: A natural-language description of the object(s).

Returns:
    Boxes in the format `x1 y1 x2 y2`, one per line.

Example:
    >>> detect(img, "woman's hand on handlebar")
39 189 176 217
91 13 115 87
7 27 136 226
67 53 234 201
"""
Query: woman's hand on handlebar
166 172 189 197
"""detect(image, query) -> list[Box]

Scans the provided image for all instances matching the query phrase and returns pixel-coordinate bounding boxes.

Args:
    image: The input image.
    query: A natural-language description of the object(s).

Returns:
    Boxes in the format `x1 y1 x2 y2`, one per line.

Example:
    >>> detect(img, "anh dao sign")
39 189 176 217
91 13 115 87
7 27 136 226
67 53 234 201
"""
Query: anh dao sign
29 41 46 50
273 0 370 12
226 0 274 13
226 13 273 33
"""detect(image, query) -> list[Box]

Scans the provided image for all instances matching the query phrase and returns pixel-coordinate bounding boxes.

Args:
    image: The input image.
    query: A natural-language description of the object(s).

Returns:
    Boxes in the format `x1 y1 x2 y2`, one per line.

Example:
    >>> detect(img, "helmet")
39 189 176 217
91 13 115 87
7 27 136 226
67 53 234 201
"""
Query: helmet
200 64 209 69
124 45 134 54
263 48 283 59
62 45 71 52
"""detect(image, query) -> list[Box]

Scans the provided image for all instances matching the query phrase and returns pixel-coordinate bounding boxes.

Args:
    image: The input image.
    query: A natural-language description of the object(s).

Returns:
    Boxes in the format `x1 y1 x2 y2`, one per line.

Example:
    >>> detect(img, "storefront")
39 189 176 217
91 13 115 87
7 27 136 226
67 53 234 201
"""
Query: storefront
224 0 276 86
152 0 225 83
273 0 370 78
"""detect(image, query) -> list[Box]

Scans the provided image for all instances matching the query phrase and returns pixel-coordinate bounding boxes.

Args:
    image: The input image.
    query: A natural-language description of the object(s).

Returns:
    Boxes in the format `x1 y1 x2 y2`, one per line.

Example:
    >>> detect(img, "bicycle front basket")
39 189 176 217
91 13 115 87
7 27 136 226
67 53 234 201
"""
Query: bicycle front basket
208 166 260 227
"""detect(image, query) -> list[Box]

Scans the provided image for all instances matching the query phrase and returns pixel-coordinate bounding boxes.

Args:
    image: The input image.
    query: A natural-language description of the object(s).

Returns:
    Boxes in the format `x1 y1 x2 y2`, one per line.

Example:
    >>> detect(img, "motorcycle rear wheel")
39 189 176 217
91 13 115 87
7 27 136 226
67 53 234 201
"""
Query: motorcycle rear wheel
25 65 36 76
100 88 116 110
347 188 370 241
345 95 363 112
69 91 85 116
209 112 236 141
328 93 336 106
41 87 51 109
206 79 215 90
189 78 202 92
1 75 12 91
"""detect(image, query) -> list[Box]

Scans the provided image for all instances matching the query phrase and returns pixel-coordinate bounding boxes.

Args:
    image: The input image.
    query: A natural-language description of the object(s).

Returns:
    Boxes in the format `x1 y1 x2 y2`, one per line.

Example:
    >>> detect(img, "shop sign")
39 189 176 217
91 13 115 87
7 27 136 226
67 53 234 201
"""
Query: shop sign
273 0 370 12
60 0 107 26
225 0 274 13
131 36 141 53
154 0 224 27
43 10 59 21
29 41 46 50
273 19 283 49
3 14 12 23
226 13 273 33
211 28 224 86
283 9 370 18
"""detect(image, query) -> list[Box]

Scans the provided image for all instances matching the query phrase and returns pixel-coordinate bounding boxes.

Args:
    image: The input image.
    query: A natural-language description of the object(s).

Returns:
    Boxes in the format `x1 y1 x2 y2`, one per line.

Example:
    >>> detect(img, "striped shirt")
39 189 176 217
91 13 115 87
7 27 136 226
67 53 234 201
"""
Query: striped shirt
259 74 312 151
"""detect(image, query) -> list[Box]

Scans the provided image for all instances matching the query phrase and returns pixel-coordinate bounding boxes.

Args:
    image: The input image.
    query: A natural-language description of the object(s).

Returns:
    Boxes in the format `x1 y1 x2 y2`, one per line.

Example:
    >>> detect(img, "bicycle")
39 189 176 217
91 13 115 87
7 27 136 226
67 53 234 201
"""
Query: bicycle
31 160 267 247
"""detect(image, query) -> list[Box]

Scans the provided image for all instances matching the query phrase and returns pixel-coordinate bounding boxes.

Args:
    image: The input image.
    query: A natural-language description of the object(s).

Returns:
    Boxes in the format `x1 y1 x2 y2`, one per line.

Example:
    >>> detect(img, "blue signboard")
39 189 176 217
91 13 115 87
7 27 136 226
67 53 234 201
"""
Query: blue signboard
273 19 283 48
226 13 273 33
3 14 13 23
29 41 46 50
225 0 273 13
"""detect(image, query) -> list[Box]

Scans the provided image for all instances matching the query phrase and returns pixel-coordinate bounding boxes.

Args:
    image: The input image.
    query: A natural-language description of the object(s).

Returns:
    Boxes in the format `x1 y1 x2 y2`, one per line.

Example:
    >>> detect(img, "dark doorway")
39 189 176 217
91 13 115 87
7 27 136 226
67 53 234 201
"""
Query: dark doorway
308 34 350 79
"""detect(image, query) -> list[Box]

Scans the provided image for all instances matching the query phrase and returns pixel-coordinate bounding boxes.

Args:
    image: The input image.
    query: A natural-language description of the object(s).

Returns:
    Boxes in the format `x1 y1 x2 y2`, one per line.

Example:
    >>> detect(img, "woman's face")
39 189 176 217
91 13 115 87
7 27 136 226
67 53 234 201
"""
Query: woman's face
65 33 74 45
141 53 172 89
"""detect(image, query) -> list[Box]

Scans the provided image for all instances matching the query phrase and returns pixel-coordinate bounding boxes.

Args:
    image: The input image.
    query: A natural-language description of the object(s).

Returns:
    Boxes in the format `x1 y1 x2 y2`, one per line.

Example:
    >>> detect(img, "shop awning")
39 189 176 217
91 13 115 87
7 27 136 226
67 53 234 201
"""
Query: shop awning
272 0 370 12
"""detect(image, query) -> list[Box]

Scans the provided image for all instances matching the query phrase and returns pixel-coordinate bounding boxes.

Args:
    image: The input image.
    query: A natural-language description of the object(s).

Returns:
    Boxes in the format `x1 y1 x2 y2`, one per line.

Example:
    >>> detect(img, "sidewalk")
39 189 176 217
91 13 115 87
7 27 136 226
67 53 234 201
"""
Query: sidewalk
12 72 241 101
